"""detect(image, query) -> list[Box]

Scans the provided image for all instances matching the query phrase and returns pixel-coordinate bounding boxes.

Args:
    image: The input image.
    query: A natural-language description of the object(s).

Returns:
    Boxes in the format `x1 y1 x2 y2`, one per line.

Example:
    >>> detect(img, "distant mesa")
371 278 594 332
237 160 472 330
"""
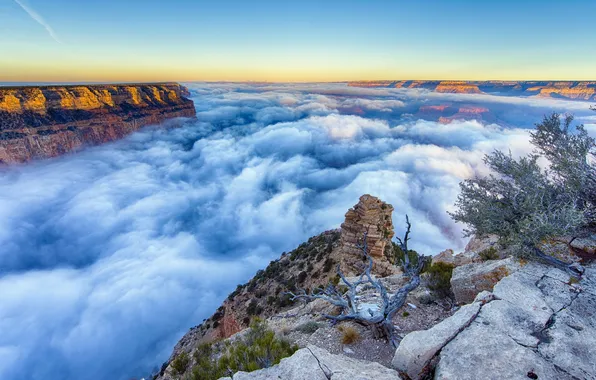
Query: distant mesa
349 80 596 101
0 83 196 163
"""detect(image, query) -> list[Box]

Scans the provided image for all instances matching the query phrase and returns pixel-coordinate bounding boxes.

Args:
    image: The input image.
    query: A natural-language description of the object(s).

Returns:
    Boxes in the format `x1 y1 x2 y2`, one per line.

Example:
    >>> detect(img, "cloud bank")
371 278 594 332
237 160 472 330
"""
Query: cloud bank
0 83 593 380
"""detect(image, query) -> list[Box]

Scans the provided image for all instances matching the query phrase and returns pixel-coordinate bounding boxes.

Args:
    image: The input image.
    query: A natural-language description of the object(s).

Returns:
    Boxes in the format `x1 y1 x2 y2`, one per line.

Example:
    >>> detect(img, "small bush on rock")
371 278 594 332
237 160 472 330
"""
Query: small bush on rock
171 351 189 375
295 321 323 334
426 262 455 298
479 247 499 261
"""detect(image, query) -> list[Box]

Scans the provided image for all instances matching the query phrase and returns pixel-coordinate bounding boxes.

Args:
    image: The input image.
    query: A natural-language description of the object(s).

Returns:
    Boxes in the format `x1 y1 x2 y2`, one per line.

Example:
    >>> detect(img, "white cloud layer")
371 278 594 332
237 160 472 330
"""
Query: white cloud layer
0 82 593 380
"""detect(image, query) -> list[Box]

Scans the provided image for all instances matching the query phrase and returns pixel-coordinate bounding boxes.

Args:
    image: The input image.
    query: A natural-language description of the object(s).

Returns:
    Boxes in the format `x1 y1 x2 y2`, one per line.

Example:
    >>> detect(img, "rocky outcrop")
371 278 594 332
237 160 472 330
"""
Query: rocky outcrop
0 83 195 163
450 257 520 304
222 345 401 380
432 235 500 267
338 194 398 276
348 80 596 101
156 195 404 377
393 262 596 380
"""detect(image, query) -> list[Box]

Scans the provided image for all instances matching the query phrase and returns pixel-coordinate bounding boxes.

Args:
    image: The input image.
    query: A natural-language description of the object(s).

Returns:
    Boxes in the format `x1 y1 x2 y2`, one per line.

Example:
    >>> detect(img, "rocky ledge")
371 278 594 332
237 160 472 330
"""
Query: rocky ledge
0 83 196 163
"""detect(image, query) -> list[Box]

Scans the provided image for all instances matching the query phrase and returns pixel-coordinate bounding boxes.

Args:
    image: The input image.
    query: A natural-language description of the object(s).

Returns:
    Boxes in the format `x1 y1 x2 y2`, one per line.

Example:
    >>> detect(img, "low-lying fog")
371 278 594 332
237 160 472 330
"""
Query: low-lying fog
1 83 594 380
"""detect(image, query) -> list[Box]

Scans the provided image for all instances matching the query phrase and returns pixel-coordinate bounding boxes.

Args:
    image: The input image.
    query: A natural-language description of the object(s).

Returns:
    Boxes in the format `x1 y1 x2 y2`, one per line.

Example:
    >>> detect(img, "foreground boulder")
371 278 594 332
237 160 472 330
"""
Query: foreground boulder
450 257 520 304
393 262 596 380
391 291 492 379
221 345 401 380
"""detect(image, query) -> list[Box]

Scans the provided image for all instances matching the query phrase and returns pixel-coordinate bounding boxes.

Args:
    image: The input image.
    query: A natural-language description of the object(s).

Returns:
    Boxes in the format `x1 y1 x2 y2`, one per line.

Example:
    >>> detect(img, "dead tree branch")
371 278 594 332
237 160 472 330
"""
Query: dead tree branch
287 215 426 347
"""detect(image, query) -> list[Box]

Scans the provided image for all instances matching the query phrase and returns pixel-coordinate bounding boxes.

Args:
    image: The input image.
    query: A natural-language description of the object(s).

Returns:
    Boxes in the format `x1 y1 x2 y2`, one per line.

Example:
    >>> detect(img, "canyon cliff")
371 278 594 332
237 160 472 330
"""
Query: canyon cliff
0 83 195 163
348 80 596 101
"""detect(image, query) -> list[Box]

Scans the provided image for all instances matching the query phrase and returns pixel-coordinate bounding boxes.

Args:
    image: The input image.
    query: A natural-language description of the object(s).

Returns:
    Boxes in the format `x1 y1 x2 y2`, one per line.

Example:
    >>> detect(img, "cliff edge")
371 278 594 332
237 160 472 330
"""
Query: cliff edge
348 80 596 101
0 82 196 163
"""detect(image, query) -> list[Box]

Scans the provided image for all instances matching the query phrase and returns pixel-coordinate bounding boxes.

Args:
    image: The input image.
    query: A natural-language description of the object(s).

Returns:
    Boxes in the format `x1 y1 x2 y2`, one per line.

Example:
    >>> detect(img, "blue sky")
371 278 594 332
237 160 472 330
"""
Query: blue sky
1 0 595 81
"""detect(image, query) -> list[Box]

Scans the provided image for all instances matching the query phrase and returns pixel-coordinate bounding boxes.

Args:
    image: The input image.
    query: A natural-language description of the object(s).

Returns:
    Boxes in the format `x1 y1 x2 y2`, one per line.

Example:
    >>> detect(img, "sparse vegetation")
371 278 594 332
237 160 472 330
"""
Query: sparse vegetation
186 319 298 380
450 113 595 275
402 311 410 317
295 321 323 334
171 351 190 376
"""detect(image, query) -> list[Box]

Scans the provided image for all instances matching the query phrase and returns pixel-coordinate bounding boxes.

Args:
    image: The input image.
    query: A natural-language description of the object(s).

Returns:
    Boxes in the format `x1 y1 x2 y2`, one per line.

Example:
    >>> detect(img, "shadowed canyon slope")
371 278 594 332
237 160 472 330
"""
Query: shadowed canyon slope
0 83 195 163
349 80 596 101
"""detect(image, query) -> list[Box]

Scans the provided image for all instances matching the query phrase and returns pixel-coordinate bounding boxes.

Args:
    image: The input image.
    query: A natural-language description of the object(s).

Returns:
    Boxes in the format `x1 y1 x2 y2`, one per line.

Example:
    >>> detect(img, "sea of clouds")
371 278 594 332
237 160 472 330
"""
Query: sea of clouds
0 83 594 380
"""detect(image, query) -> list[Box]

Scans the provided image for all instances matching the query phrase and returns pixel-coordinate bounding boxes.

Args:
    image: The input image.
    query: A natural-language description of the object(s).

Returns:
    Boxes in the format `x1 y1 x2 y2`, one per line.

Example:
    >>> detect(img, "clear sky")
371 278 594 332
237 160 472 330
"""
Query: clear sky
1 0 595 82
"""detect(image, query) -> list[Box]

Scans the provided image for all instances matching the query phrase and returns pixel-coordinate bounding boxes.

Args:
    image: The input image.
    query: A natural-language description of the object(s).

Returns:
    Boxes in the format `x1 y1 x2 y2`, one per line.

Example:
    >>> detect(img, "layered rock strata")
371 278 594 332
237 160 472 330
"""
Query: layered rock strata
0 83 195 163
339 194 398 276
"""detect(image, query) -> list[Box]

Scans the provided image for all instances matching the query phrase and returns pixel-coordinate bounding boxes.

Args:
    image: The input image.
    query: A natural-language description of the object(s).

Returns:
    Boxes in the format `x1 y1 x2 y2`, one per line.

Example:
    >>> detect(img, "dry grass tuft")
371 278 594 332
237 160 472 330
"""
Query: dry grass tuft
339 325 361 345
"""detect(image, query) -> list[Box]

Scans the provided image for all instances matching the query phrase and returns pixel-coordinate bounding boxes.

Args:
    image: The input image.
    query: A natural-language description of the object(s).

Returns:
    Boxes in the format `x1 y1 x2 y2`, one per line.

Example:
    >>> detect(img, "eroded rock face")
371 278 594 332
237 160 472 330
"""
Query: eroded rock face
339 194 397 276
0 83 195 163
223 345 401 380
450 257 520 305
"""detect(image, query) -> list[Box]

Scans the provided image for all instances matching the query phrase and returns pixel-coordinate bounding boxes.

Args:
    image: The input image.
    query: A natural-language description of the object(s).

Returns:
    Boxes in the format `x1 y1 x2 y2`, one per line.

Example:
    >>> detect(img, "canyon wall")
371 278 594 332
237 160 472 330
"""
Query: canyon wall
0 83 196 163
348 80 596 101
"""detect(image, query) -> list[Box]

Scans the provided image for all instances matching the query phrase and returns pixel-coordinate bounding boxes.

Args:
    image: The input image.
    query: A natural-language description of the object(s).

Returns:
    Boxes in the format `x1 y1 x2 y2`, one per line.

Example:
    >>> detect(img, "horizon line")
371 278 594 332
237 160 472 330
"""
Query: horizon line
2 79 596 87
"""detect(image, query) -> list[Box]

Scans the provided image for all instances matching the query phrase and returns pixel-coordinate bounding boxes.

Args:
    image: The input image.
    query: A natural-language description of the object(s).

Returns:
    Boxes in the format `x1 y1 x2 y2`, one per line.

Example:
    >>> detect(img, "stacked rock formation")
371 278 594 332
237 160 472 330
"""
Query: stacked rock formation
0 82 196 163
338 194 399 276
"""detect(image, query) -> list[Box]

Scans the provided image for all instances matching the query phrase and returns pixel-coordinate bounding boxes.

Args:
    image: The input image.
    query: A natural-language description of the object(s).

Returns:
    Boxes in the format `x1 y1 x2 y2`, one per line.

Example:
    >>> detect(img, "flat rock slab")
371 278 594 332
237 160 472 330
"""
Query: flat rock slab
435 263 596 380
435 323 567 380
391 300 482 379
224 345 401 380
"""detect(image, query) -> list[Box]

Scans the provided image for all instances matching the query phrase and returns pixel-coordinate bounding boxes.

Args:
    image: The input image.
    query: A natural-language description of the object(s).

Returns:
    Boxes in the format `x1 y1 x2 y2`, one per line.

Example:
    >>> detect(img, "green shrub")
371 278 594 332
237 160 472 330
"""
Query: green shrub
323 258 334 272
391 243 431 272
295 321 322 334
171 351 190 375
188 319 298 379
402 311 410 317
426 262 455 298
479 247 499 261
330 275 340 286
450 114 594 262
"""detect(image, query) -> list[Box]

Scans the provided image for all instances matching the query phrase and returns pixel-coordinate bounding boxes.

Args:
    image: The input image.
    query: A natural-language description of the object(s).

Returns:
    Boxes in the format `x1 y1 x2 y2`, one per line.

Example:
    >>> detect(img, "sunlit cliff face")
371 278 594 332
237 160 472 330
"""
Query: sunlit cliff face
0 82 593 380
